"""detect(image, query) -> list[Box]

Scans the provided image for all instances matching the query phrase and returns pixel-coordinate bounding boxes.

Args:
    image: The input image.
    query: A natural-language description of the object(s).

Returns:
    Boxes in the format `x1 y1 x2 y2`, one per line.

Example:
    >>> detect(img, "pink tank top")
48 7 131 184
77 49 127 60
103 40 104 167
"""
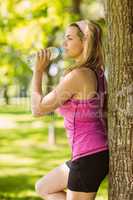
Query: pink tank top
56 68 109 161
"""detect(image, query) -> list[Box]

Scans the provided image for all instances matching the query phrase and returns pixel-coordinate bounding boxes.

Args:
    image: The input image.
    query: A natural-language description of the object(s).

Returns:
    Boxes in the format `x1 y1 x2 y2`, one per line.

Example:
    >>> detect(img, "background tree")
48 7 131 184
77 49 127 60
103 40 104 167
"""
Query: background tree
105 0 133 199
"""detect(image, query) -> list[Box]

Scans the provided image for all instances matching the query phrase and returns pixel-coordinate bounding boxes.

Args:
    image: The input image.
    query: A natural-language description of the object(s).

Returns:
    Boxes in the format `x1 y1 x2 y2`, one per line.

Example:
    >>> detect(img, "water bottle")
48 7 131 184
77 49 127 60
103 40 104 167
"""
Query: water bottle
27 47 64 70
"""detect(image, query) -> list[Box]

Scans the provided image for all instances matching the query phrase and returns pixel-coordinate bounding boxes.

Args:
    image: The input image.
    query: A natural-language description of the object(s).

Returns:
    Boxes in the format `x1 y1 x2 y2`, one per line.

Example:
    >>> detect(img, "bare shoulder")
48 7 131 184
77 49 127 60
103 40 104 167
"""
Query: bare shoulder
59 69 84 93
62 67 90 80
60 67 97 91
77 67 95 76
71 67 96 82
61 68 80 84
70 67 98 99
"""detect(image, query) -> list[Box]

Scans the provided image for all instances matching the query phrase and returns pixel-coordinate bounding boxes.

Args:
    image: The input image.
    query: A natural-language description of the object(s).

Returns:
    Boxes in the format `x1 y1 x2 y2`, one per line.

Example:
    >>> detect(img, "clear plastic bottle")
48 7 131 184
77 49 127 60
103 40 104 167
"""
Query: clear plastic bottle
27 47 64 70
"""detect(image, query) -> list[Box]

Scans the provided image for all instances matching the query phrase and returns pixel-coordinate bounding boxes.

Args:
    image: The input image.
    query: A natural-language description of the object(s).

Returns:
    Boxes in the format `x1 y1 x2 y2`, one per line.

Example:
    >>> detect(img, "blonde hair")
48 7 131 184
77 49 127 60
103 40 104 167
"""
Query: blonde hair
63 20 105 75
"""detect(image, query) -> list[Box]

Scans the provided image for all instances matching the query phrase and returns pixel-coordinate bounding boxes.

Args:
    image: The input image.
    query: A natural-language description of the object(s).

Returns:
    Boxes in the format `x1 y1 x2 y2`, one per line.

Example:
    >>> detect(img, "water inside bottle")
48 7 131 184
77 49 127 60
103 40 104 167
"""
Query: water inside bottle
49 47 64 60
26 47 64 70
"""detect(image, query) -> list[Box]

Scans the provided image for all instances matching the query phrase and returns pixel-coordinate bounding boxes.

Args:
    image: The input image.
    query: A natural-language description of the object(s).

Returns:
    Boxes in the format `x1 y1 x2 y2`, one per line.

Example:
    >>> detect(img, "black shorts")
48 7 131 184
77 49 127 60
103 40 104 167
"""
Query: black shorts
66 150 109 192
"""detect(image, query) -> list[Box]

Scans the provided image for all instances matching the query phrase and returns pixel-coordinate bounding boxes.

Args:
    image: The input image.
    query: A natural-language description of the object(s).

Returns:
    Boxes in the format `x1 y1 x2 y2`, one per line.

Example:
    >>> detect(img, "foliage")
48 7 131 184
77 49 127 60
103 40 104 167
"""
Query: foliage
0 0 80 94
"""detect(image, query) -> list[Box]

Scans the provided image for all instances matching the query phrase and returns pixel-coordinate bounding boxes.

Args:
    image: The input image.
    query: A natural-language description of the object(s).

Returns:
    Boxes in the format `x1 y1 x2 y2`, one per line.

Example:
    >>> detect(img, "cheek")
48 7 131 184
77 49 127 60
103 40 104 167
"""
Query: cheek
69 40 83 56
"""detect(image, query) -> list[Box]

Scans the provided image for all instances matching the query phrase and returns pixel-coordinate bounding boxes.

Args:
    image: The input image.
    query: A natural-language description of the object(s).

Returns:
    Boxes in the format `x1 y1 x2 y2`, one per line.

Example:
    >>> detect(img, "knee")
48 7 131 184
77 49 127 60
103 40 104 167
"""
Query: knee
35 177 49 197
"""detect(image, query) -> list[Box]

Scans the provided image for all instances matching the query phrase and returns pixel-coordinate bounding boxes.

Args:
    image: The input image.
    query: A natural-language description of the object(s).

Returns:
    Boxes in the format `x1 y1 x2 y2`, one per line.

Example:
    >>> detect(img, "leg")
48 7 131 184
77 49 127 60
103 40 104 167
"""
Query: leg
66 189 97 200
42 191 66 200
35 162 70 199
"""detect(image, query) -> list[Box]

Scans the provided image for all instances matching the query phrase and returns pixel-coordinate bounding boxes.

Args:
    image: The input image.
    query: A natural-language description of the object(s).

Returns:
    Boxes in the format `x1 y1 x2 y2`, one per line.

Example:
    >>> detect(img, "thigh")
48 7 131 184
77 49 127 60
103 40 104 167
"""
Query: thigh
66 189 96 200
36 161 70 194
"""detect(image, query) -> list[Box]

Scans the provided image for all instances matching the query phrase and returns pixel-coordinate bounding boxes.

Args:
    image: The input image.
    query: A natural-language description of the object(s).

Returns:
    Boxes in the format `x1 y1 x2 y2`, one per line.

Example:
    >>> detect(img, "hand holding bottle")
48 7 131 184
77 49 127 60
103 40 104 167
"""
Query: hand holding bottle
35 48 51 72
27 47 64 71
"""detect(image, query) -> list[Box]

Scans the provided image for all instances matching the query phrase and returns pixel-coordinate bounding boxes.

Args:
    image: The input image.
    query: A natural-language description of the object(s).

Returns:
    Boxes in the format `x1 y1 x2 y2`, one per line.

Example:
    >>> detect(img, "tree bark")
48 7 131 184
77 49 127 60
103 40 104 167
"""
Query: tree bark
106 0 133 199
3 84 9 104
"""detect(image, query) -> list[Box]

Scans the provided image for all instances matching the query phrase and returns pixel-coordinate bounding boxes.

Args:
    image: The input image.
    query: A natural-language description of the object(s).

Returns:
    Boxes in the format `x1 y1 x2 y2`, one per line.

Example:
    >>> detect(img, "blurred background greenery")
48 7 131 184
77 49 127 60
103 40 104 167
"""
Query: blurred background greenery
0 0 108 199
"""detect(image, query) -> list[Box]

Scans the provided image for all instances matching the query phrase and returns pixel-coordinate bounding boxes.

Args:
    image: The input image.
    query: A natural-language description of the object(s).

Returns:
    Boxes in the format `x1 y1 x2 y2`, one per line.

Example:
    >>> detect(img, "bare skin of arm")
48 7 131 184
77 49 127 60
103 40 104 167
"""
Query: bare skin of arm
31 68 79 117
31 48 97 118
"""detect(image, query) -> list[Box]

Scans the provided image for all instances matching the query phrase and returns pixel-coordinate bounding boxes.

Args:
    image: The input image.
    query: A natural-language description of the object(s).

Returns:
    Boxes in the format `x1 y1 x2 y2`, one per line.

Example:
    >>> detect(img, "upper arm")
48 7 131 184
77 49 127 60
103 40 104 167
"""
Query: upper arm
32 70 78 117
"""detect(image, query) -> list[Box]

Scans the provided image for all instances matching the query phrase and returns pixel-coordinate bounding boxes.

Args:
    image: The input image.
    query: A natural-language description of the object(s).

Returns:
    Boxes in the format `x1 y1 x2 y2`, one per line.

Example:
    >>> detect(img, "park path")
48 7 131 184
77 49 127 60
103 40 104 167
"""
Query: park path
0 115 47 129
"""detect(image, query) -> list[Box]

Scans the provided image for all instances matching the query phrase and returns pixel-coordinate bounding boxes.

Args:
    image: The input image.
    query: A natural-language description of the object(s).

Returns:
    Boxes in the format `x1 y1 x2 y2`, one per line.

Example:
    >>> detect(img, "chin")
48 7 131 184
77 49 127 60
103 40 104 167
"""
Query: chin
64 53 70 59
64 50 76 59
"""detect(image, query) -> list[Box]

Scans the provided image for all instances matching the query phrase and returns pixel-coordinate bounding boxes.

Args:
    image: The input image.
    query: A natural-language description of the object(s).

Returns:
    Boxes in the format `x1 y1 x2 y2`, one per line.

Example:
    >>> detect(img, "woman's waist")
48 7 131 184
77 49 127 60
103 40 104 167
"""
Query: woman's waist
66 127 108 152
72 147 109 161
64 118 106 132
71 135 109 160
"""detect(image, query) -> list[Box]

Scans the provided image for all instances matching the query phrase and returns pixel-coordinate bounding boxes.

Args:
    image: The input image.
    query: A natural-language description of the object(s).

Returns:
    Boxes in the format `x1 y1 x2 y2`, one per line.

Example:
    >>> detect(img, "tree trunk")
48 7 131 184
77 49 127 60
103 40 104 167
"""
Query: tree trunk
72 0 82 15
3 84 9 104
106 0 133 199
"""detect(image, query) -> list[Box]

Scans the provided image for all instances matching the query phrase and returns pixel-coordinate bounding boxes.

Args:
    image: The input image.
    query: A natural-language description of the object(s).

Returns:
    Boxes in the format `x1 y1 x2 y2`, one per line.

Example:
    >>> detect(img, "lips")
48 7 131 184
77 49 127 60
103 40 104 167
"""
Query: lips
64 48 67 51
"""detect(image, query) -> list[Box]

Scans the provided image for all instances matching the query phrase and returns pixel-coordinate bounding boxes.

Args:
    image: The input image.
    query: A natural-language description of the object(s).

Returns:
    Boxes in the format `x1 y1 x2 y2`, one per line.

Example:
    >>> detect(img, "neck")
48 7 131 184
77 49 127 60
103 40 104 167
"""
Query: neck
75 54 83 63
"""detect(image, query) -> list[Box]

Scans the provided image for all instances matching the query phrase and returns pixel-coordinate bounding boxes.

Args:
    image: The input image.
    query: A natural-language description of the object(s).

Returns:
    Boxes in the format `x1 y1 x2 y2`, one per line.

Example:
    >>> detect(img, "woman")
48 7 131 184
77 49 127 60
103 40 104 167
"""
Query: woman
31 20 109 200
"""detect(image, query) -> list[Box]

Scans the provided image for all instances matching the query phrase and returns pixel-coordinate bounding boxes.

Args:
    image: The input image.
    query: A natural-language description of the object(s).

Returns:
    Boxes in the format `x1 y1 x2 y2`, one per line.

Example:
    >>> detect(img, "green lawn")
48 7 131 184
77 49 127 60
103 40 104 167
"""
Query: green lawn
0 104 108 200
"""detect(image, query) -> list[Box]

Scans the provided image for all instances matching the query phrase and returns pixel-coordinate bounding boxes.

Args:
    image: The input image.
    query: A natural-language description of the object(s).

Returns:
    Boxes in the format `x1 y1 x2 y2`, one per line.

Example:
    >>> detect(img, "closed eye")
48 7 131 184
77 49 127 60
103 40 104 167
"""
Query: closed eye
64 36 73 40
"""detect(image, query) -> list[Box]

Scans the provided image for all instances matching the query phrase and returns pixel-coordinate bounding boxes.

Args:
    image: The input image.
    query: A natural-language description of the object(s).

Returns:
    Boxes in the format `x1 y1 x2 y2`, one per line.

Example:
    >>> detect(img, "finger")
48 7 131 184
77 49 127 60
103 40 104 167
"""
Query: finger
43 49 47 63
47 48 51 60
46 48 51 63
37 49 43 60
37 51 40 59
45 49 50 64
40 49 44 59
37 49 45 62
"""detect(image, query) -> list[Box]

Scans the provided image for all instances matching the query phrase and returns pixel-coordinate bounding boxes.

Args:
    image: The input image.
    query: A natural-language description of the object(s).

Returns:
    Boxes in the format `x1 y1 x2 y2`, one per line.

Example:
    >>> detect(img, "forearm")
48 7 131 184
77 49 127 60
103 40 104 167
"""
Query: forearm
32 69 43 94
30 48 51 117
31 69 46 116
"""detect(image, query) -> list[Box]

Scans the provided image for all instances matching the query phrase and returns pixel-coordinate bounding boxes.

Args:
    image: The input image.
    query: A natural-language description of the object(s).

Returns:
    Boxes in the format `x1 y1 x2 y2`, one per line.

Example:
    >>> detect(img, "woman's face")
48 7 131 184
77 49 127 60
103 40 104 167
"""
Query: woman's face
63 26 84 60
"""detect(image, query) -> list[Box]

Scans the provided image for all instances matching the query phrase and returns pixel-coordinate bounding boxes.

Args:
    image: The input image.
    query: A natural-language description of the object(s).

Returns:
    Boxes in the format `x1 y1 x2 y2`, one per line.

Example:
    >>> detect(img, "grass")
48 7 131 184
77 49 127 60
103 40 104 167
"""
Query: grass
0 103 108 200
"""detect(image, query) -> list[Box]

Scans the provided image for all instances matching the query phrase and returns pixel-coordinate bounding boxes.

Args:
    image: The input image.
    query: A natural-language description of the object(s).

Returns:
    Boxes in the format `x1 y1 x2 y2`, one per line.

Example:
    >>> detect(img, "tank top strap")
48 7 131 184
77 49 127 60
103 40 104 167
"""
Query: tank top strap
93 69 99 93
89 67 105 94
95 68 106 94
81 66 106 95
